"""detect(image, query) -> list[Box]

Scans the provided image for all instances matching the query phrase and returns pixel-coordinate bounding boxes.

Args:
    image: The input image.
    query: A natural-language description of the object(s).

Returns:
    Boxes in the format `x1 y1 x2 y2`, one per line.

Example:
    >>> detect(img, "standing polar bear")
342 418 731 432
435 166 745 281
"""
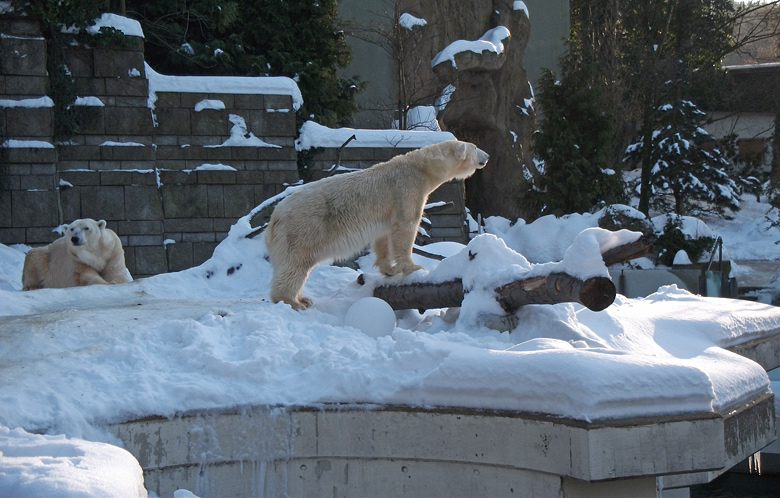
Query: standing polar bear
22 218 130 290
265 140 489 309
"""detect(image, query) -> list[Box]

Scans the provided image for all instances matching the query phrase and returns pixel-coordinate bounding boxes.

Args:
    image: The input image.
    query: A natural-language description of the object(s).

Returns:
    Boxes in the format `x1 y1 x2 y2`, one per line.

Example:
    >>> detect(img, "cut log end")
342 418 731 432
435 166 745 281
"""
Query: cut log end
579 276 617 312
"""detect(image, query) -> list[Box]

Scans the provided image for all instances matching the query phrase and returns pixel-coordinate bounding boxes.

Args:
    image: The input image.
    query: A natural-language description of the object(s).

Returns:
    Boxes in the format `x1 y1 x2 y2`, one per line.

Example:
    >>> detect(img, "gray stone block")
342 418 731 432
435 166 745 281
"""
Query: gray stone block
207 185 224 218
73 77 106 96
162 185 209 218
59 170 101 186
179 93 210 109
100 170 133 185
94 48 146 79
2 144 55 163
153 92 182 108
105 78 148 99
193 242 218 266
5 106 53 137
105 107 154 135
130 170 159 186
134 245 168 276
79 185 126 220
166 242 193 272
12 190 58 227
264 94 294 110
59 145 101 161
158 169 196 185
19 174 55 190
192 110 228 136
128 234 164 246
236 170 266 185
59 187 81 221
197 169 236 184
4 75 46 96
233 94 264 109
164 217 214 233
155 108 191 136
0 227 25 245
0 36 46 76
0 193 12 228
117 220 163 236
222 184 256 217
63 45 93 78
124 185 163 221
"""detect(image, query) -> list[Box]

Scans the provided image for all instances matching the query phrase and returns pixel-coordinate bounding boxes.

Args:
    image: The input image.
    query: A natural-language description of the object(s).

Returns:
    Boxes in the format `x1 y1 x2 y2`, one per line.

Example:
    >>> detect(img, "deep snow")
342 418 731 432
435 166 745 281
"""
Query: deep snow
2 194 780 497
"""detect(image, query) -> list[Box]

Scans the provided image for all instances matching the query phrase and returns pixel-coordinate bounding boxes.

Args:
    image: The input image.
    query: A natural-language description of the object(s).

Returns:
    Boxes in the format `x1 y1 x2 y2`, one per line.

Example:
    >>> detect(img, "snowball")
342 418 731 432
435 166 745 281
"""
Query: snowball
673 250 693 265
345 297 396 338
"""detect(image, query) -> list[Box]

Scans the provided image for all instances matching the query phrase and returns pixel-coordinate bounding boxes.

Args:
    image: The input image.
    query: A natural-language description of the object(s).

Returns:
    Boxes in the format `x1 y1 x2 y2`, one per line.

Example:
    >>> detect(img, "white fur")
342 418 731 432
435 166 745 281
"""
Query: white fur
265 140 489 309
22 218 130 290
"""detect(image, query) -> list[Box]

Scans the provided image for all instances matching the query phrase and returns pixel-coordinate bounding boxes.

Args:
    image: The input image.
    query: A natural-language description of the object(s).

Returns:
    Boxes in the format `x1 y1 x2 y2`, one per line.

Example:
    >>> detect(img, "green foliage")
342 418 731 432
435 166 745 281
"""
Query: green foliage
28 1 104 140
654 215 715 266
525 63 625 218
623 94 741 216
566 0 739 217
127 0 363 129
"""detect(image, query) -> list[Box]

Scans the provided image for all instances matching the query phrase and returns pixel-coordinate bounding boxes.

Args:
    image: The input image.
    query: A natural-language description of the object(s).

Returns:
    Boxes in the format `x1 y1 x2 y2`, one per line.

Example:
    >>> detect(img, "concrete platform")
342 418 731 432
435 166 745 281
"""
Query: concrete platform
111 392 775 498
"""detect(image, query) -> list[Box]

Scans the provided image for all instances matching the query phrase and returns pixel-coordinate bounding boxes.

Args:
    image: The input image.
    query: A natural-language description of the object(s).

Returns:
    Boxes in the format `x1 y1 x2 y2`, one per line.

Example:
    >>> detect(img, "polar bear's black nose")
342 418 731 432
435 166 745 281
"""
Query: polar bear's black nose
71 236 81 245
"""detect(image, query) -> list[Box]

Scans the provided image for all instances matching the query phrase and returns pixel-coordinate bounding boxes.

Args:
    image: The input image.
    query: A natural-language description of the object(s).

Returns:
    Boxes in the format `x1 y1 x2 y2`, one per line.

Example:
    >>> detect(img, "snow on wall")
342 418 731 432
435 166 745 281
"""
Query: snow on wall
295 120 456 151
145 63 303 112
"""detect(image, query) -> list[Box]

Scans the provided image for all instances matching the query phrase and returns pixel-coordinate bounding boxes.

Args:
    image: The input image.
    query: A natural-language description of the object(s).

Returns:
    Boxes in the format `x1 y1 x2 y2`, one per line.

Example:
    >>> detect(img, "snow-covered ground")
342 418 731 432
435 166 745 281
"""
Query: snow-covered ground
2 193 780 497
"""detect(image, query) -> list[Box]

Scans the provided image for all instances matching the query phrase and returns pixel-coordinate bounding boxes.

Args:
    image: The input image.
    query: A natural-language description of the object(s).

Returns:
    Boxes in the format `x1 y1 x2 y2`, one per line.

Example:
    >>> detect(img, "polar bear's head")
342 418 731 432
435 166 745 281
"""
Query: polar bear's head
425 140 489 182
63 218 107 249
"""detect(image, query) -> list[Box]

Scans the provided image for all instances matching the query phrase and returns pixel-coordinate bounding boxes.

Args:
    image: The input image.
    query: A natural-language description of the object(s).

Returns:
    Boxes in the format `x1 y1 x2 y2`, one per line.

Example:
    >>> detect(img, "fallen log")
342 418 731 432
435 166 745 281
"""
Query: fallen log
369 236 650 312
373 274 615 312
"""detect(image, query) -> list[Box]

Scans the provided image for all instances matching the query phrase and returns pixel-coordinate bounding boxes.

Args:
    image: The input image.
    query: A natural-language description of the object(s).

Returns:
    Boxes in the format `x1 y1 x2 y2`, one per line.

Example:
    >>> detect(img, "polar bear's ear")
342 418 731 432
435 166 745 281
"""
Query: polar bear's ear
454 141 469 161
97 219 107 230
54 224 68 236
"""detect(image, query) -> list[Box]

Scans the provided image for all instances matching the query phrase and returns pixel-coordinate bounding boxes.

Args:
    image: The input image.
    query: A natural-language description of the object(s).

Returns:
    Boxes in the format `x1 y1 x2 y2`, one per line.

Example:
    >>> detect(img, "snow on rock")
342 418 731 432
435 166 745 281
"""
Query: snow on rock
399 13 427 30
194 99 226 112
0 97 54 108
404 106 441 131
73 97 104 107
431 26 512 68
86 13 144 38
1 140 54 149
204 114 281 148
145 63 302 112
513 1 530 18
295 120 456 151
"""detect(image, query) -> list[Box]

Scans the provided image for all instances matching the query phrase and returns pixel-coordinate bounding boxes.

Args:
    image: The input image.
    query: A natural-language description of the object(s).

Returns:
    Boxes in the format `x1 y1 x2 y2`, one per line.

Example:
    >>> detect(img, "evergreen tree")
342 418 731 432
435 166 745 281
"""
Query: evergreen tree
127 0 362 128
526 61 624 218
623 94 740 216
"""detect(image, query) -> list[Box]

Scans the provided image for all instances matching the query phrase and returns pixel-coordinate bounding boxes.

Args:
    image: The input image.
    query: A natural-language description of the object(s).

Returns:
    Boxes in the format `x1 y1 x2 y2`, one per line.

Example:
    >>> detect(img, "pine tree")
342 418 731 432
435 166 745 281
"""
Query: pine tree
623 94 740 216
126 0 362 128
526 62 625 218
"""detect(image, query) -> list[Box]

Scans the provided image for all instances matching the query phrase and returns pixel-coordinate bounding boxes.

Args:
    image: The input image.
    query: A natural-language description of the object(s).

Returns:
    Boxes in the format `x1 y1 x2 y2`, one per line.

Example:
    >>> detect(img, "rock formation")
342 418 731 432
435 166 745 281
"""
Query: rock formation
397 0 536 219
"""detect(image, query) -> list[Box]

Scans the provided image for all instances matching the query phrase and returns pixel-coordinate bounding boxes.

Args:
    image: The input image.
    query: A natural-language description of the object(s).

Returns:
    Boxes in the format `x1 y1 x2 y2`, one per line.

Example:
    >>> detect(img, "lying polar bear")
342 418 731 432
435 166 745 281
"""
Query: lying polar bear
22 218 130 290
265 139 489 309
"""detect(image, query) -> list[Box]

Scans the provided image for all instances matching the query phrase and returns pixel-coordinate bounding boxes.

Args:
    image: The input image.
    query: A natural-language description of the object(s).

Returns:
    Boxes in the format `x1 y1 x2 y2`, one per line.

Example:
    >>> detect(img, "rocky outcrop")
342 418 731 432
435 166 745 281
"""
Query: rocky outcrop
398 0 535 219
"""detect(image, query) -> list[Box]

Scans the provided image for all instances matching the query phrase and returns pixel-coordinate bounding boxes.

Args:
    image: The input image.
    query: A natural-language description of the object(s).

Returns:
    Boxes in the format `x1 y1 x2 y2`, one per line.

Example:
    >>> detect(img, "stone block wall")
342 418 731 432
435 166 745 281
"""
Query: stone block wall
0 7 300 278
1 6 469 281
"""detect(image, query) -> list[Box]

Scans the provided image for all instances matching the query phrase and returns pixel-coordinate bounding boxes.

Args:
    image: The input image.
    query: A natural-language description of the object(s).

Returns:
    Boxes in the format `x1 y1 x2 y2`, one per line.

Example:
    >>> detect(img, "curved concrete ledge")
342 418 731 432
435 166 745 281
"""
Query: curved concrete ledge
110 392 775 498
